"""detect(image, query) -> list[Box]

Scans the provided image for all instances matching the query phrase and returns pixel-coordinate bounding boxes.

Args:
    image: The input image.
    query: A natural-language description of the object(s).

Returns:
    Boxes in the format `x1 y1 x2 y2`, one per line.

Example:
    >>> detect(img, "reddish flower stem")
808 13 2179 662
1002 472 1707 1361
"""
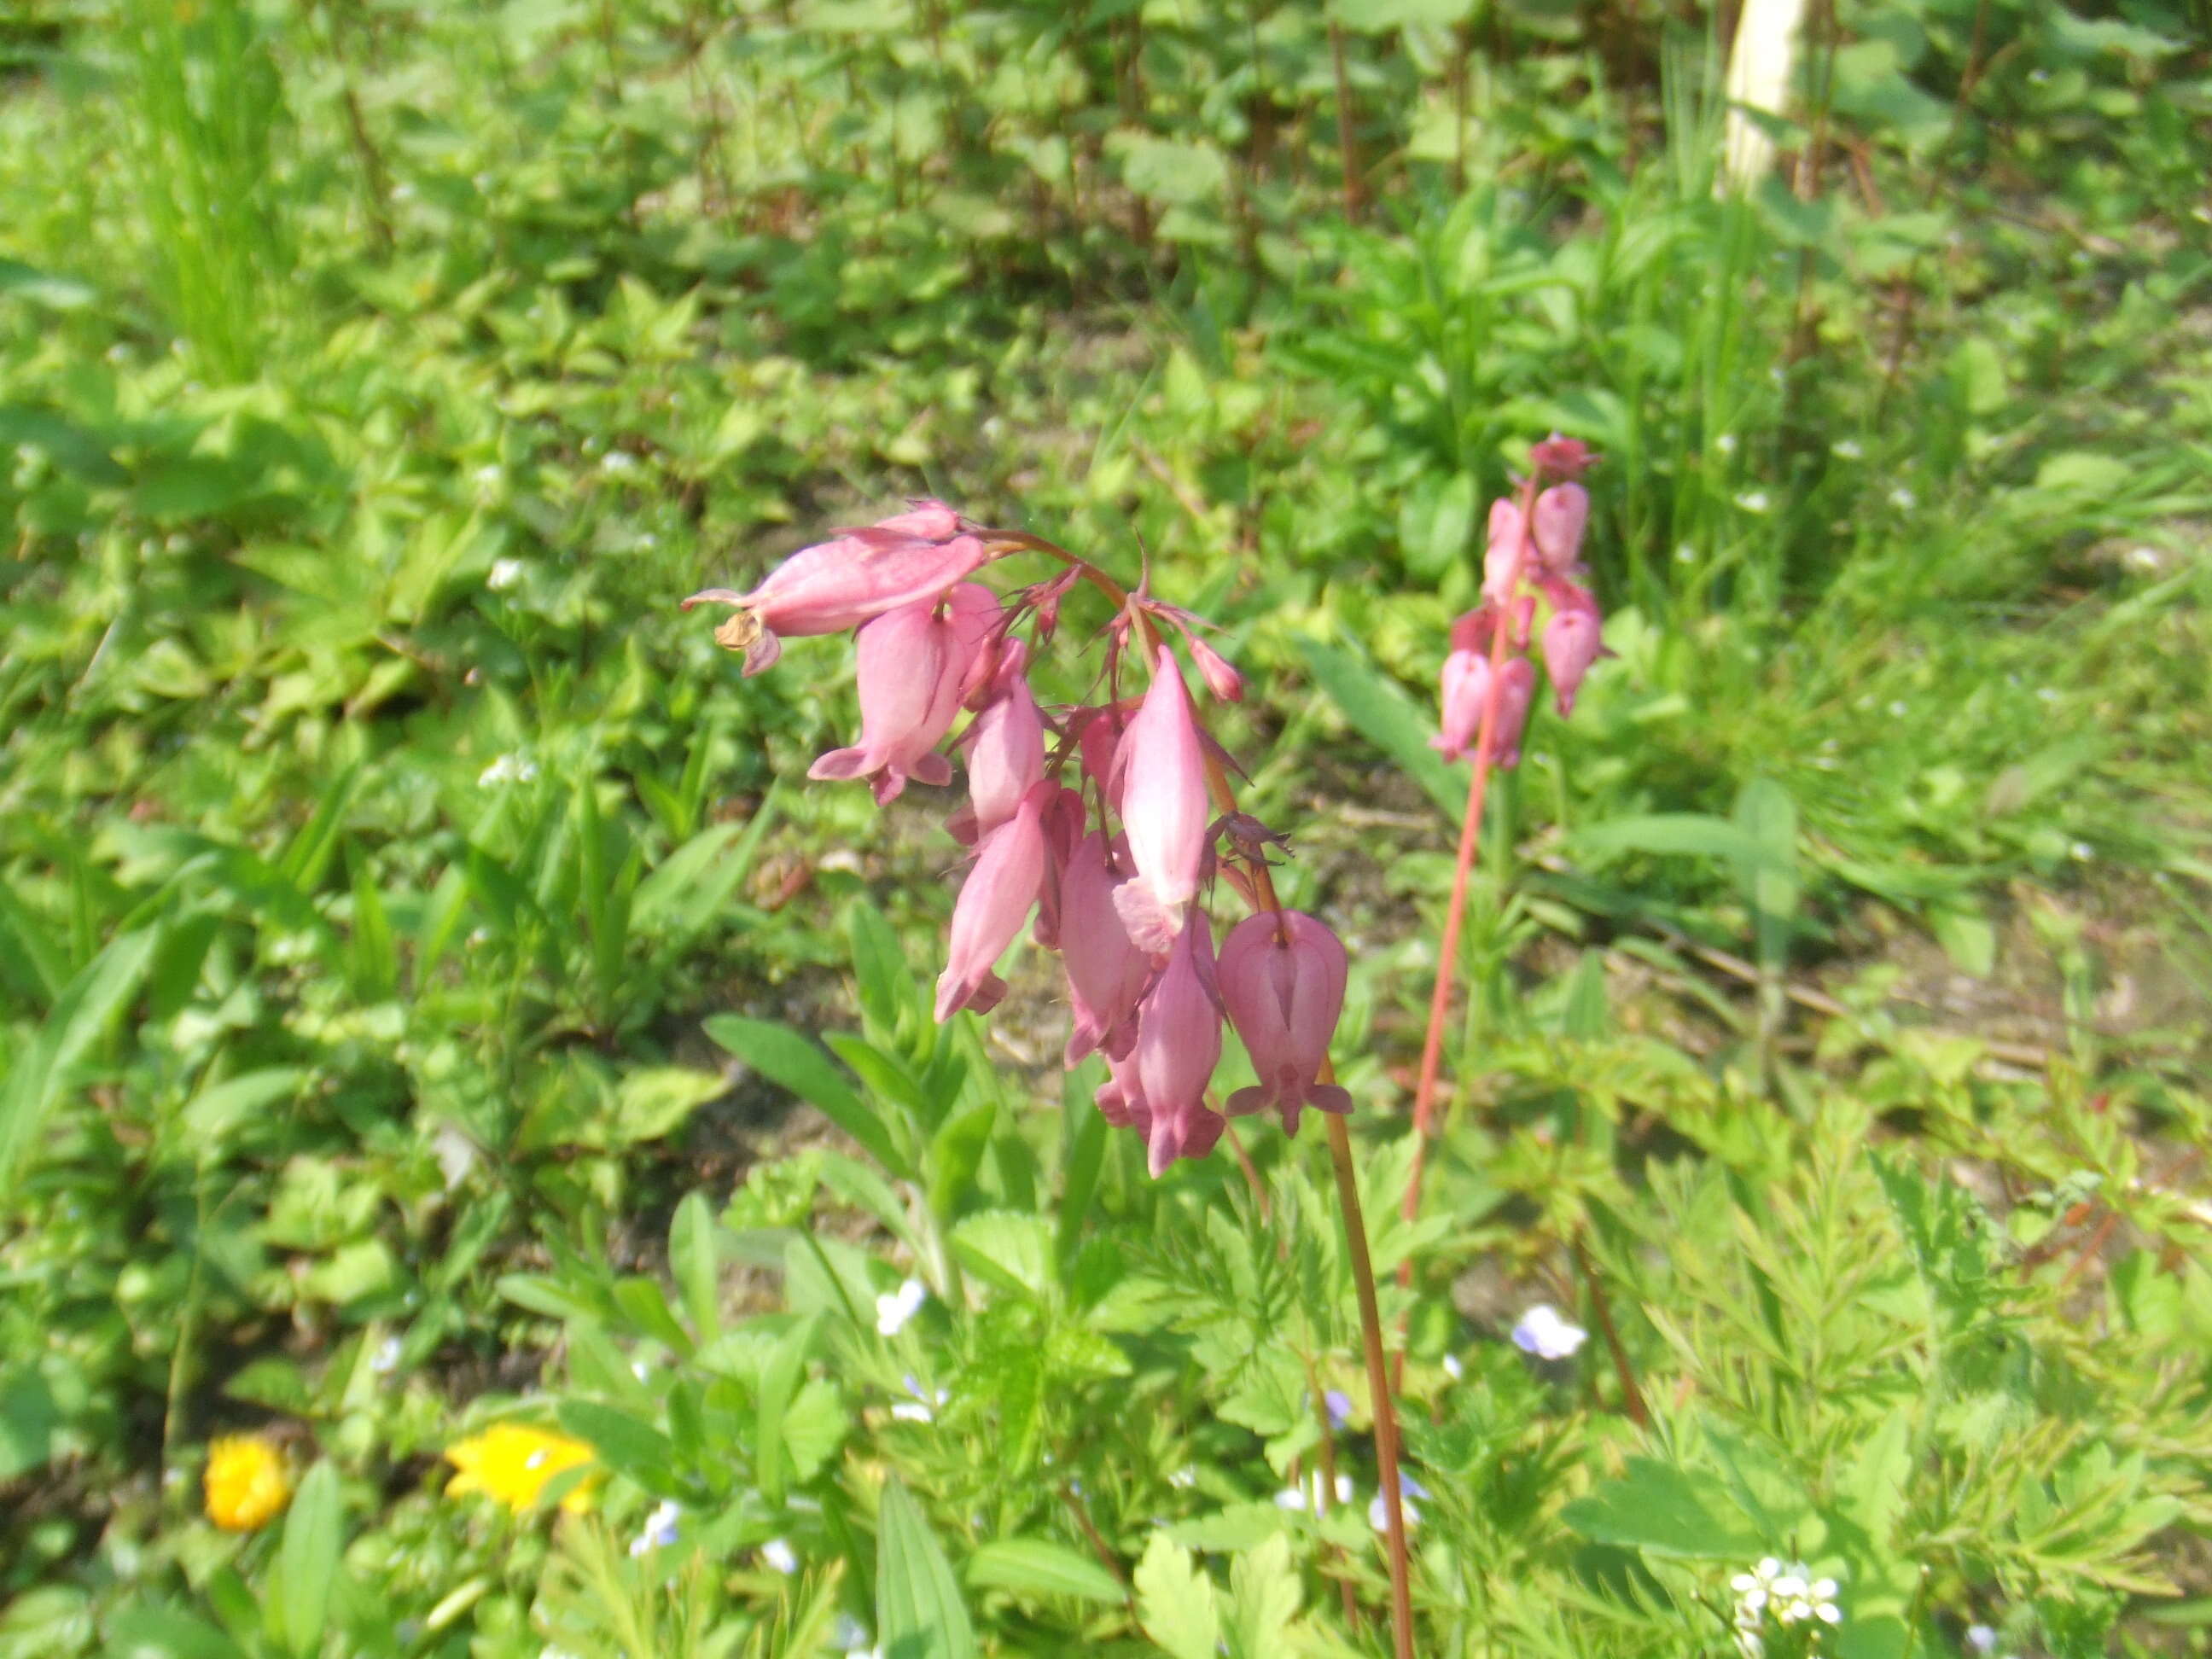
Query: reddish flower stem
989 525 1417 1659
1400 471 1541 1229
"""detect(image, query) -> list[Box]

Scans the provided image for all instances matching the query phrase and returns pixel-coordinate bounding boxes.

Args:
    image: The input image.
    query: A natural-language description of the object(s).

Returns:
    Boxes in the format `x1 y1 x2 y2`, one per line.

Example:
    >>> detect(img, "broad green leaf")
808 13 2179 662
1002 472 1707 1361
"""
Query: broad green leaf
755 1313 818 1505
1295 637 1466 821
670 1192 721 1341
556 1400 675 1493
951 1212 1053 1297
876 1476 978 1659
0 928 158 1202
1226 1532 1300 1659
274 1462 344 1658
1560 1458 1764 1559
1134 1535 1219 1659
966 1539 1124 1605
705 1015 906 1176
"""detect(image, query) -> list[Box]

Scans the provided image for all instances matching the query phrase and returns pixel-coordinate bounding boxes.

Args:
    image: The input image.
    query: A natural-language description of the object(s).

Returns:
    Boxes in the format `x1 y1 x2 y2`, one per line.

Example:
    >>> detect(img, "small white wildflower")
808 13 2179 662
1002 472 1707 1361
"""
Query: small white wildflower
1273 1472 1354 1512
819 848 866 875
631 1359 650 1382
1964 1626 1997 1656
1675 541 1697 562
370 1336 402 1375
1367 1472 1429 1532
1735 490 1771 513
875 1278 927 1337
487 557 527 591
477 753 538 788
1167 1467 1197 1489
831 1615 876 1655
473 463 504 490
601 449 639 475
1716 433 1738 455
1441 1353 1464 1381
2123 545 2161 573
1831 438 1864 459
760 1537 799 1575
891 1375 948 1423
2069 840 2093 860
1889 486 1918 509
629 1499 681 1557
1510 1304 1587 1359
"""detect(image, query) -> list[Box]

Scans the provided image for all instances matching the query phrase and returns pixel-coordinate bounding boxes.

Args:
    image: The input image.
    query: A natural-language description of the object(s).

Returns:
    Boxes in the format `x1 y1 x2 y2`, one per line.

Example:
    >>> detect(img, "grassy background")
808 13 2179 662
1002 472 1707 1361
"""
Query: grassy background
3 1 2211 1656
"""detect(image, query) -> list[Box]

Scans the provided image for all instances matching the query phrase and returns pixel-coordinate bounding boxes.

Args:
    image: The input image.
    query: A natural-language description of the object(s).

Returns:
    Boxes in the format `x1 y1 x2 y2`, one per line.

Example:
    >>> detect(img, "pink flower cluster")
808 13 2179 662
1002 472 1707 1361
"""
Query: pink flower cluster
1434 437 1605 767
684 504 1352 1177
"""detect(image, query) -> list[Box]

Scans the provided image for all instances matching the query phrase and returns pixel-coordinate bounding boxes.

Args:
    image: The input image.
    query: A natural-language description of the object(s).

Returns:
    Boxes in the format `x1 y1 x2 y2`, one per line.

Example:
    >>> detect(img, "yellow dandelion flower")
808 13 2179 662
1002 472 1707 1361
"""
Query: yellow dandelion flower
443 1423 597 1516
204 1435 291 1532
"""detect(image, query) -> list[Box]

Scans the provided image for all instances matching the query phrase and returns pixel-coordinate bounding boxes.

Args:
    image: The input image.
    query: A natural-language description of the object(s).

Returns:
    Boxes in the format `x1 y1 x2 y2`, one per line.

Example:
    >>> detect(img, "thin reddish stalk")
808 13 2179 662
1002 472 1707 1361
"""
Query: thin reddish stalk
991 525 1417 1659
1400 473 1541 1228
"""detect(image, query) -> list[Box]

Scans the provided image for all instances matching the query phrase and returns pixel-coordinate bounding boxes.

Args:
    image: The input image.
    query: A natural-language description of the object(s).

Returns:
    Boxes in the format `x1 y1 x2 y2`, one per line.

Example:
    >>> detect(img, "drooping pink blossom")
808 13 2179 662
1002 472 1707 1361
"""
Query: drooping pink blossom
1482 498 1529 604
1095 1047 1150 1132
934 780 1052 1022
812 584 998 804
1130 908 1225 1176
1540 590 1602 715
1058 831 1155 1066
1187 634 1245 703
1217 911 1353 1137
1112 652 1211 955
1487 655 1536 767
1531 483 1590 577
681 503 987 674
949 648 1045 845
1433 647 1491 762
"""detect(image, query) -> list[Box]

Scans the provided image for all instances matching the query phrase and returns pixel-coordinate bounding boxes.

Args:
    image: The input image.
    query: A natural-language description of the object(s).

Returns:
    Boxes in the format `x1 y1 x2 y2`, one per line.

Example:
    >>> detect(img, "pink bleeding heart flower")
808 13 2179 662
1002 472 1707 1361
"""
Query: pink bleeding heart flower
1482 498 1529 603
1186 634 1244 703
1433 646 1491 763
1528 433 1596 482
1540 589 1602 716
680 502 987 675
948 645 1045 846
1112 653 1211 956
812 584 998 804
1487 655 1536 767
1058 831 1155 1066
1131 906 1225 1176
934 780 1053 1022
1531 483 1590 577
1216 911 1353 1136
1095 1046 1150 1132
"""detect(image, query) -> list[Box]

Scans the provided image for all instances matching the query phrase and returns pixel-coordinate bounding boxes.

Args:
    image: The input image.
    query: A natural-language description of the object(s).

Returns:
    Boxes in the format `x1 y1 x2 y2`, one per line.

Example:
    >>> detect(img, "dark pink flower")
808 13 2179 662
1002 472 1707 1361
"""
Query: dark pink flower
1531 484 1589 577
1059 831 1155 1066
681 503 987 675
1112 653 1211 955
1130 908 1225 1176
934 780 1052 1022
950 649 1045 845
1488 655 1535 767
812 584 998 804
1540 590 1602 716
1095 1047 1150 1131
1528 433 1595 482
1217 911 1353 1136
1187 634 1245 703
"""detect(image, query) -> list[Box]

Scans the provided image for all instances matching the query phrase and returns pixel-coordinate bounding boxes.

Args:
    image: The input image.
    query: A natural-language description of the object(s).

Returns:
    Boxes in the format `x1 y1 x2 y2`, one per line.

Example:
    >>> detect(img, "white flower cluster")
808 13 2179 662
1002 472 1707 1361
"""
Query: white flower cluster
1731 1557 1840 1656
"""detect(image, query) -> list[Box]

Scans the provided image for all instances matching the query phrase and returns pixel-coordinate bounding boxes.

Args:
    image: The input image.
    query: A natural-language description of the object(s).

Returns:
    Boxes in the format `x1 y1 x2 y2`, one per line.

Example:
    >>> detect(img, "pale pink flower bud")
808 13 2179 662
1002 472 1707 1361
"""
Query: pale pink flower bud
950 655 1045 845
1540 592 1602 716
934 781 1052 1022
1482 498 1528 603
1186 634 1244 703
1488 655 1535 767
1531 484 1589 577
1095 1047 1150 1132
1432 649 1491 762
1112 654 1210 955
680 505 987 675
1073 706 1126 812
1059 832 1155 1066
811 584 998 804
1130 909 1225 1176
1528 433 1595 482
1216 911 1353 1137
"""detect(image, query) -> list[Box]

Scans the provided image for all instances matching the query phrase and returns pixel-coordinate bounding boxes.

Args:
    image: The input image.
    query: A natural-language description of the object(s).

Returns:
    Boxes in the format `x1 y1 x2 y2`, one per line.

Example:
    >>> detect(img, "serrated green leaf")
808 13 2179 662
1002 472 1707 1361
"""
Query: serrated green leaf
1135 1535 1220 1659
